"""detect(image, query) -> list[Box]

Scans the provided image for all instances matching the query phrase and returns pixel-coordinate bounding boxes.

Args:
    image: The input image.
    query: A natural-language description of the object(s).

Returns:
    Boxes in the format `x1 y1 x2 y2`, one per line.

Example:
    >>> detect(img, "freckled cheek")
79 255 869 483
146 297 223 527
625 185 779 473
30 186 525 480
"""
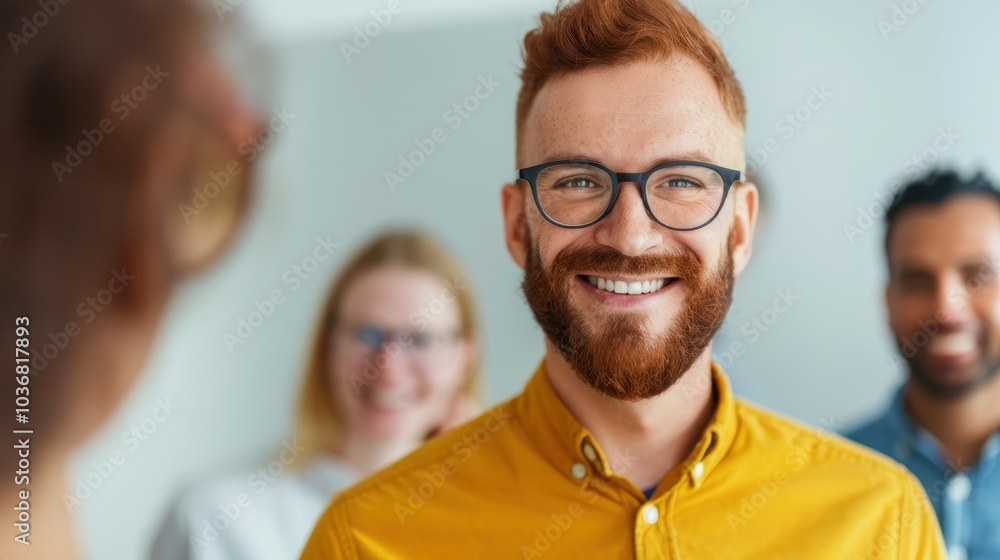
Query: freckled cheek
672 228 718 269
536 228 583 264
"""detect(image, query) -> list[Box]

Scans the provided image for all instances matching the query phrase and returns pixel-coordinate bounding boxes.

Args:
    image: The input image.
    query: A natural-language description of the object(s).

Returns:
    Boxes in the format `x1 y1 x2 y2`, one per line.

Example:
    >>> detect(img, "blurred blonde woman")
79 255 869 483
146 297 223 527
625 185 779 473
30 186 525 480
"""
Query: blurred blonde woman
152 230 483 559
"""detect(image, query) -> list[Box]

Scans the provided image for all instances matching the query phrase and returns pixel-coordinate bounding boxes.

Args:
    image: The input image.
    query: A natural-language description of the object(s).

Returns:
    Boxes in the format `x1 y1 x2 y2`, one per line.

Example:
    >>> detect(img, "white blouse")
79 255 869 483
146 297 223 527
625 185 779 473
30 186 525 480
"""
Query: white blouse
150 456 358 560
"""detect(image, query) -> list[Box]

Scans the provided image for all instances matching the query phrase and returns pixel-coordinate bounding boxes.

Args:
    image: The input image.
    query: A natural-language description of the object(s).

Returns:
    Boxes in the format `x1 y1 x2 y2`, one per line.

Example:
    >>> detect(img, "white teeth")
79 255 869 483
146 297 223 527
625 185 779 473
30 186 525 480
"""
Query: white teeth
928 332 976 356
585 275 672 295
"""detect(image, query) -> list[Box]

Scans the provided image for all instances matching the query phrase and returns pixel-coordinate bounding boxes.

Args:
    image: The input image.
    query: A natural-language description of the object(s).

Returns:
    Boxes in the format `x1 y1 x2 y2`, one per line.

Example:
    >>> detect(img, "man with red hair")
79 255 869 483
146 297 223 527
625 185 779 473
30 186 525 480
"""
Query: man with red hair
302 0 946 557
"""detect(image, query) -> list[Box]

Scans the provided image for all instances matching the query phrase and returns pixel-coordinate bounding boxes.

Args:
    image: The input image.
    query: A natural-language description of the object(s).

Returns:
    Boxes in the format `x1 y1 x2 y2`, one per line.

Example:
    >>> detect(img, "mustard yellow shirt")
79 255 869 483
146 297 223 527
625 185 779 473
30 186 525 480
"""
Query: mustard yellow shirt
301 360 946 559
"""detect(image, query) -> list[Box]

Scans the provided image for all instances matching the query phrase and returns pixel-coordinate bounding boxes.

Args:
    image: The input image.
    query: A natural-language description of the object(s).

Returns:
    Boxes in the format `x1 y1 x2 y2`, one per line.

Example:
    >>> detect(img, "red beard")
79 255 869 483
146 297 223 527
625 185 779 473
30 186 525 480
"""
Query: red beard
522 231 734 401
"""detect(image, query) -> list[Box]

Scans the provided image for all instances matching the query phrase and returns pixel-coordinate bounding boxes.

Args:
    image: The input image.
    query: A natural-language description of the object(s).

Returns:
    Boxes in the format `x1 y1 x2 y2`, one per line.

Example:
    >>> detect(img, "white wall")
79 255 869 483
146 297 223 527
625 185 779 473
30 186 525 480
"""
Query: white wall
72 1 1000 558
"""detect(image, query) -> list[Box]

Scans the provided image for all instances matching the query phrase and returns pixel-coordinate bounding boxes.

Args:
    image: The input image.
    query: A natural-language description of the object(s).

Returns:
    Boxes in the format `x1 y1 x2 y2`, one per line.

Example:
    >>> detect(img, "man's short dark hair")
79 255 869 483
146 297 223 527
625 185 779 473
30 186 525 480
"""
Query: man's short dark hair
884 168 1000 258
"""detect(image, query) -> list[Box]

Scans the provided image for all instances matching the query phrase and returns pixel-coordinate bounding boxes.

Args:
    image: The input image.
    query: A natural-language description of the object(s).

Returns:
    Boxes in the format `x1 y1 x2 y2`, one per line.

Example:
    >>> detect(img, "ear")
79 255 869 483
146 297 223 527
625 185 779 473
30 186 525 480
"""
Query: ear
502 181 529 269
730 182 759 277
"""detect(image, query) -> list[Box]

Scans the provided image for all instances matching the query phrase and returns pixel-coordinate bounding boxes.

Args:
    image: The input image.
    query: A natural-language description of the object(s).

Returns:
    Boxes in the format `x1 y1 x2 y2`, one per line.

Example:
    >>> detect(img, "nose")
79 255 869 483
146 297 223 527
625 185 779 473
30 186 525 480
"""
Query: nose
592 181 662 257
933 273 973 328
368 342 414 390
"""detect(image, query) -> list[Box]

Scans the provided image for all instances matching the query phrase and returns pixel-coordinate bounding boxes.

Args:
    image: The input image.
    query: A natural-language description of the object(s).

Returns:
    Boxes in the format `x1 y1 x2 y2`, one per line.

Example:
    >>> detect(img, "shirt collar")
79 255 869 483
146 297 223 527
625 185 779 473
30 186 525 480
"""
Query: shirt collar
887 386 949 468
516 358 737 497
981 433 1000 476
886 386 916 438
887 386 1000 473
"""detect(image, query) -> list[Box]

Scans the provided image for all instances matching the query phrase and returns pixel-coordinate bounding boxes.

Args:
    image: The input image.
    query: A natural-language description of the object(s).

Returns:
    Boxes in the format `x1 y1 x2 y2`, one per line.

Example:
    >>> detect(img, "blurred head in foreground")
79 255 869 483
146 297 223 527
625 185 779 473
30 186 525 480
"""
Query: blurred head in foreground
0 0 259 554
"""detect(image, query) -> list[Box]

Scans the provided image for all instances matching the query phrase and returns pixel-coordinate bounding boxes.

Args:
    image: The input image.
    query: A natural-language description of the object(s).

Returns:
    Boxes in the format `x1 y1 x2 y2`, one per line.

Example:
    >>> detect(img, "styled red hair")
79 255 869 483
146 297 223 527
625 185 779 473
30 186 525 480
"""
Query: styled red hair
516 0 746 157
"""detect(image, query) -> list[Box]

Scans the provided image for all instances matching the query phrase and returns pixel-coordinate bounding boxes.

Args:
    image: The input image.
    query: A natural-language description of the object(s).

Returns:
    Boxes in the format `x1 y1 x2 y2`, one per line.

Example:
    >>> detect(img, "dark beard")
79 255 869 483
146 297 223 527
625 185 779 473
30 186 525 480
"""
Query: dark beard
521 231 734 401
905 333 1000 399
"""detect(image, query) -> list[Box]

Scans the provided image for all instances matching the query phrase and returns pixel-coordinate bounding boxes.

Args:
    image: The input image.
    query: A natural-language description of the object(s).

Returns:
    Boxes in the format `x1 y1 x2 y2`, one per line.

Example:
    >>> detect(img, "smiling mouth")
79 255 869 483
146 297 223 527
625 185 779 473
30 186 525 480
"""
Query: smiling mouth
363 387 411 412
581 275 678 295
926 332 978 358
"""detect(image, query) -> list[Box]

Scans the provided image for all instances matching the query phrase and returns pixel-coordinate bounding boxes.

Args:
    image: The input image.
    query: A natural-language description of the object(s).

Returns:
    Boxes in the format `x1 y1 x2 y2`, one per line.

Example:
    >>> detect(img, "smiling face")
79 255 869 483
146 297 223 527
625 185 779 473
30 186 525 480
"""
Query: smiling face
886 195 1000 399
503 57 757 400
331 266 471 441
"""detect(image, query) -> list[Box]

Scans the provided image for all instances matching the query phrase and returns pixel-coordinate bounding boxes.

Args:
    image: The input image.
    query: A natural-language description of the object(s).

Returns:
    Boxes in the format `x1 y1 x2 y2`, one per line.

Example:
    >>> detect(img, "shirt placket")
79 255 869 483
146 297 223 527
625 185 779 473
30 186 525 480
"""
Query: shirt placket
942 469 971 560
574 429 714 560
634 493 672 559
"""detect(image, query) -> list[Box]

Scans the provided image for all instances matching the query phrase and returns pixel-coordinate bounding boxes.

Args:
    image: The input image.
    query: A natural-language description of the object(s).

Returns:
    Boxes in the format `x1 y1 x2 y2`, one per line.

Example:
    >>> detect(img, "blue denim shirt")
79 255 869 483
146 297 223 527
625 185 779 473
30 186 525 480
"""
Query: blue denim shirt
846 388 1000 560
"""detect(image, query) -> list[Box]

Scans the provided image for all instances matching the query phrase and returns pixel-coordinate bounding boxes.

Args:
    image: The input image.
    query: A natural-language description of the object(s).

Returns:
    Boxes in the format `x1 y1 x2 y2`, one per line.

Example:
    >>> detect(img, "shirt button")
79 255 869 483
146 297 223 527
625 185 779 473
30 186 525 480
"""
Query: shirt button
948 545 967 560
571 462 587 480
946 472 971 503
582 442 597 462
691 461 705 480
641 504 659 524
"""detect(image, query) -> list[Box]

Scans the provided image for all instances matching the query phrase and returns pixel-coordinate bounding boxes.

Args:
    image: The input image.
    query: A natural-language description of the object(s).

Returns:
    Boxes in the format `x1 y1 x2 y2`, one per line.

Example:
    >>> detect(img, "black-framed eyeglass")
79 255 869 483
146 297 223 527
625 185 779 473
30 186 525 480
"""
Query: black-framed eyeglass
517 159 744 231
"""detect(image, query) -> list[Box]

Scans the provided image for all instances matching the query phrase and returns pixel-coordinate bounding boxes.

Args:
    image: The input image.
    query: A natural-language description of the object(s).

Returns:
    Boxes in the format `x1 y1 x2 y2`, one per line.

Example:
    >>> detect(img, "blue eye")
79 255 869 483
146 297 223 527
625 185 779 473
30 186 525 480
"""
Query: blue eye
564 178 597 189
665 178 700 188
357 325 385 347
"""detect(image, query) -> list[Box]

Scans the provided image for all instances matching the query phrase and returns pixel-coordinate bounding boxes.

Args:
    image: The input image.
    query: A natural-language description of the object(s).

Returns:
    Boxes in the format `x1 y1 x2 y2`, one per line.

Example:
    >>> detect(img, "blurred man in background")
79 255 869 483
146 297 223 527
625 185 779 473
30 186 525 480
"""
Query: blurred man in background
848 169 1000 560
0 0 260 557
301 0 944 557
